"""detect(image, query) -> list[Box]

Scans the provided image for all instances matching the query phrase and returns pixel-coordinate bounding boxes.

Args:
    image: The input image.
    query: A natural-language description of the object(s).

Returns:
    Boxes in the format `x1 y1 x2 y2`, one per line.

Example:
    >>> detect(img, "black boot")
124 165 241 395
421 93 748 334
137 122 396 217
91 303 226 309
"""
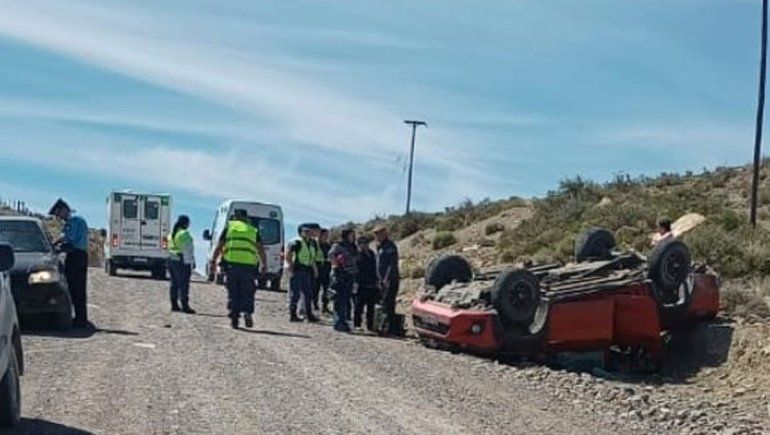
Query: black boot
244 314 254 328
181 302 196 315
230 313 239 329
306 313 320 323
289 306 301 322
171 301 181 312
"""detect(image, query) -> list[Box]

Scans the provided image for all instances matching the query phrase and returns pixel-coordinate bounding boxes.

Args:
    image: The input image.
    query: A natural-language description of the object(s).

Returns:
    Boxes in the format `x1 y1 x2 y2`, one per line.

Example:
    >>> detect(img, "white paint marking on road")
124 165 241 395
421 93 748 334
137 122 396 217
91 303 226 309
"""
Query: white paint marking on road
133 342 156 349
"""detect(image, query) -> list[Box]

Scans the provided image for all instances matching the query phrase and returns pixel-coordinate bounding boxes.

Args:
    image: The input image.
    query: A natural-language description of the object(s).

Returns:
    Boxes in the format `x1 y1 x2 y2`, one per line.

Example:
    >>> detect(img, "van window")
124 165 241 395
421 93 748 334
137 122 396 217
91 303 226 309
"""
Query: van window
123 199 138 219
144 200 159 220
249 218 281 245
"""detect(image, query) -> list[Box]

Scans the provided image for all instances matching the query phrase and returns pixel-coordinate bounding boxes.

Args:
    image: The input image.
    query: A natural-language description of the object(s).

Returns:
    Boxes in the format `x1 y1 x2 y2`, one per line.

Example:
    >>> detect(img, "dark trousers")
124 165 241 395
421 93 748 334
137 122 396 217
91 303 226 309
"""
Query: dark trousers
289 268 313 316
313 271 330 309
331 273 353 331
380 279 400 334
65 249 89 324
226 265 256 316
353 285 378 330
169 259 191 307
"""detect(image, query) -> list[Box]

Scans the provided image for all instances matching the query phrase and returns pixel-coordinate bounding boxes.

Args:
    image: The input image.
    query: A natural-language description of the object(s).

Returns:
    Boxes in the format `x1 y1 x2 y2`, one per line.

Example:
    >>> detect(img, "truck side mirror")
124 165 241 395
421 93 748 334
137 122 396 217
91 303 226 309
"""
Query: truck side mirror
0 244 15 272
203 230 212 241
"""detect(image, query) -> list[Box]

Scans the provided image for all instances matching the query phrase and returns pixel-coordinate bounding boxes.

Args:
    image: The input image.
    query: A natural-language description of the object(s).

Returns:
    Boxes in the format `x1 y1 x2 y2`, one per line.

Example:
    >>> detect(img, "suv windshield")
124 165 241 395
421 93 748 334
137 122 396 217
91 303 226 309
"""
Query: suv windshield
0 220 50 253
248 217 281 245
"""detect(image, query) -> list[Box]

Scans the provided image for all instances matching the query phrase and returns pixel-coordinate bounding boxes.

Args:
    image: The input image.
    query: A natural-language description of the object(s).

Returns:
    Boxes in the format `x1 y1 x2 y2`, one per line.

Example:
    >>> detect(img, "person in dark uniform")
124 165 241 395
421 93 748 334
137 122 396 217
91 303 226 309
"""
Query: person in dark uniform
314 228 332 314
50 199 91 328
285 224 319 322
329 228 358 333
354 235 379 331
211 209 266 329
374 225 400 336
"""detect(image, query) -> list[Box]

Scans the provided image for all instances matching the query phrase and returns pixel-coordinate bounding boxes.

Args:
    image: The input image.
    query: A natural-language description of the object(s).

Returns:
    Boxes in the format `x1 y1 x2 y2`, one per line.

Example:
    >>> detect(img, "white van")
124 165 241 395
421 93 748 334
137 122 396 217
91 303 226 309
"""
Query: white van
104 191 172 279
203 200 284 291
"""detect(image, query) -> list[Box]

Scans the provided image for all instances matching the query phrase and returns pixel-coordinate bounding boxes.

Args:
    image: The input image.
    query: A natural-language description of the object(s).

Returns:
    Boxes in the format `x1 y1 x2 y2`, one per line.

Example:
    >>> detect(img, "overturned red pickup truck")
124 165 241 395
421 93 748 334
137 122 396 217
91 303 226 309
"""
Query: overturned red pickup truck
412 228 719 370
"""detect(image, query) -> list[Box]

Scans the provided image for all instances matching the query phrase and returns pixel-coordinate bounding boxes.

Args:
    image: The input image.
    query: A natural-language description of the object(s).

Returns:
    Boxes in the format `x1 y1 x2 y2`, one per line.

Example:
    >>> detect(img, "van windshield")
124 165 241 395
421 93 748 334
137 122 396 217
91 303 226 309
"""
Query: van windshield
249 217 281 245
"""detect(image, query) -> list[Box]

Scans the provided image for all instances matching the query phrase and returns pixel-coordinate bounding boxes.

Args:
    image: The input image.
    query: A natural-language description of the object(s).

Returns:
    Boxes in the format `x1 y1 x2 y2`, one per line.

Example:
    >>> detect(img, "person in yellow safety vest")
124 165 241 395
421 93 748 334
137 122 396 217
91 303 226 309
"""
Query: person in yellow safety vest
210 209 266 329
167 215 196 314
285 223 320 322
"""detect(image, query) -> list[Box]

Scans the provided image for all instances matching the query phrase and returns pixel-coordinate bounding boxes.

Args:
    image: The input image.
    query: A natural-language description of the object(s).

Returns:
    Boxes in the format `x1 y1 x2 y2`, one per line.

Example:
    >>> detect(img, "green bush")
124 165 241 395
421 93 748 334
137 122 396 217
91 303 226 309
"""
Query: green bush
432 232 457 250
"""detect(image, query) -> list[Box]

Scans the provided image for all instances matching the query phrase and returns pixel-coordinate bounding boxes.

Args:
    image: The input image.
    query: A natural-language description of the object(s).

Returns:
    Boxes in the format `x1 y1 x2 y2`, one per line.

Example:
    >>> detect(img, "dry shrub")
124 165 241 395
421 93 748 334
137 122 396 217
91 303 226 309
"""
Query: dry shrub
485 222 505 235
720 279 770 318
432 232 457 250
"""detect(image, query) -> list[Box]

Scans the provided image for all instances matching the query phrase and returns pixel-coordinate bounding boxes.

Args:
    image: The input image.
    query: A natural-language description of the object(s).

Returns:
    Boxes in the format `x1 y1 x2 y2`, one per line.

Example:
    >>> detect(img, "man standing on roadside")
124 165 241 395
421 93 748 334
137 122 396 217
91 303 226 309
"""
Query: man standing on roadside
285 224 319 322
211 209 266 329
50 199 91 328
374 226 400 336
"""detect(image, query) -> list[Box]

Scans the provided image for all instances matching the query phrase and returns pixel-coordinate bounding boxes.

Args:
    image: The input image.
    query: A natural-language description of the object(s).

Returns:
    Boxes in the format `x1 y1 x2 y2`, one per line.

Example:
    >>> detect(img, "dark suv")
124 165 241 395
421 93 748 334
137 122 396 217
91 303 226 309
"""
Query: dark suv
0 217 73 329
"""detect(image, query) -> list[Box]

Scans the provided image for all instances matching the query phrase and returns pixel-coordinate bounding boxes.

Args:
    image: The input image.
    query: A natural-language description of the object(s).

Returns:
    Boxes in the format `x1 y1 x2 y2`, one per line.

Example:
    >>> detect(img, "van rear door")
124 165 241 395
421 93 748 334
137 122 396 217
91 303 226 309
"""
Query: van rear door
118 194 141 251
140 196 164 251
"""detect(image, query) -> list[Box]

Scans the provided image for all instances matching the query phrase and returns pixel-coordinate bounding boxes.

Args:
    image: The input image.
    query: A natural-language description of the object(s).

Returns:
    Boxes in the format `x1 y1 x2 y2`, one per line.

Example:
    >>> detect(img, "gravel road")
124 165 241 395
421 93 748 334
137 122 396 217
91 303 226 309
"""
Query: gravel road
6 270 766 435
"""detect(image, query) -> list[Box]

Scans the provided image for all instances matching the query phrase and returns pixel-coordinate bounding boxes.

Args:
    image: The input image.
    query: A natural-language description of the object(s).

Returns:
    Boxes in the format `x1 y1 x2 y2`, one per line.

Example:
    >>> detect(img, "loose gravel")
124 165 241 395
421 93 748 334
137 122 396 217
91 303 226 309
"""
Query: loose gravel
9 270 768 434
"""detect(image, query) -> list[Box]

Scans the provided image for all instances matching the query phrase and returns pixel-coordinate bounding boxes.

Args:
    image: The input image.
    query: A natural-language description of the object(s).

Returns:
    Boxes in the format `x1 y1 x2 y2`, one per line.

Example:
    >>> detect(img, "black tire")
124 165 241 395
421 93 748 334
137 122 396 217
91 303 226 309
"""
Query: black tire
424 254 473 291
490 268 541 326
575 228 616 262
270 273 282 292
0 346 21 428
152 266 167 281
648 239 692 319
53 308 73 331
257 278 268 290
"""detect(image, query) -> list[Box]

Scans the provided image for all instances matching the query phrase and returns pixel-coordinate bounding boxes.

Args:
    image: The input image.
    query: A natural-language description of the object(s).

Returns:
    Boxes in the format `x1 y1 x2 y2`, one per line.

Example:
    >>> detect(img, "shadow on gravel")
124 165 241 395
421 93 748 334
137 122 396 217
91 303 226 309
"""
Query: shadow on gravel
237 329 310 339
0 418 96 434
661 320 734 382
194 312 230 318
22 325 139 339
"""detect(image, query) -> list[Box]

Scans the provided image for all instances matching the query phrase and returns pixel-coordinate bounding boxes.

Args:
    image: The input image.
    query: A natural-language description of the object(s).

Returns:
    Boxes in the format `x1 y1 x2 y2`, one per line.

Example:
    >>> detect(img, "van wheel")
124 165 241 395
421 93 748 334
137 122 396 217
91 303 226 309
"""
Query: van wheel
151 267 167 280
270 274 282 292
0 345 21 428
107 260 117 277
257 278 268 290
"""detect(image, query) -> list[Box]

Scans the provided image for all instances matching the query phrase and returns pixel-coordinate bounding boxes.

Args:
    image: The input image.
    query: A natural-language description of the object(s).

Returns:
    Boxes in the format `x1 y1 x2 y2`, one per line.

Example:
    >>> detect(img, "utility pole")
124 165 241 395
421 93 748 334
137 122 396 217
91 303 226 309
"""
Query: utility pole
751 0 768 228
404 119 427 215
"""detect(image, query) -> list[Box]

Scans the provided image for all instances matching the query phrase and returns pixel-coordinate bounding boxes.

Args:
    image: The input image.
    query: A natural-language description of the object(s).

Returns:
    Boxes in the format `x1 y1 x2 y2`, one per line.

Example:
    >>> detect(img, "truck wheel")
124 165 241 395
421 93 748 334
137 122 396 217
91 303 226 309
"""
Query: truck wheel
425 254 473 291
648 239 692 318
575 228 616 262
0 346 21 428
491 268 541 326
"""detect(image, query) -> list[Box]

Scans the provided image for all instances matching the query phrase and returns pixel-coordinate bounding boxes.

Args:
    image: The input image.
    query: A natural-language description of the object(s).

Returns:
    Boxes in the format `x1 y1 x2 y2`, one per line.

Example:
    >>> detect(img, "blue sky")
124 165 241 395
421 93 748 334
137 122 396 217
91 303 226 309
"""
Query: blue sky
0 0 764 253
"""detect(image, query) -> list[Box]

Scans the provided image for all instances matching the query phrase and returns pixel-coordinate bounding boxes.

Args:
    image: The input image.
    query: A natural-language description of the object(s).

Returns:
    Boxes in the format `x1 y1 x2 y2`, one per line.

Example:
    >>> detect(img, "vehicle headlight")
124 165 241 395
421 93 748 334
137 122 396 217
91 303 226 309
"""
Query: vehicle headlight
28 270 60 285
